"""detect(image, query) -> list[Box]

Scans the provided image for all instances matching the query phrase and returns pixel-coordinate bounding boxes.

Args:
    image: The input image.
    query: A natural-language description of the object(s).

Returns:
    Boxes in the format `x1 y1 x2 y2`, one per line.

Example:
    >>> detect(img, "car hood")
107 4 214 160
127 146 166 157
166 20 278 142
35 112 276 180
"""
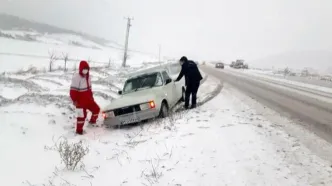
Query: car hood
103 88 158 111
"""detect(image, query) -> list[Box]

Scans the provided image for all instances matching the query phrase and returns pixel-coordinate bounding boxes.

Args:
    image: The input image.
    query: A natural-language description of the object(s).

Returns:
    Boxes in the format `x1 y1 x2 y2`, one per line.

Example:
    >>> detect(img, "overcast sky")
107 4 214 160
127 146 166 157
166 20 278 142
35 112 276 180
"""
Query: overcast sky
1 0 332 62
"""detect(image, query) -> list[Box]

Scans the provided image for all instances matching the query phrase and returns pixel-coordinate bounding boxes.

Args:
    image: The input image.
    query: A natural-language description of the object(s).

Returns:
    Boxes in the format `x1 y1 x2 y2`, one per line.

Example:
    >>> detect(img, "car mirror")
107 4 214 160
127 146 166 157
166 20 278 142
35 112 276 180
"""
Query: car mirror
165 79 172 84
118 90 122 95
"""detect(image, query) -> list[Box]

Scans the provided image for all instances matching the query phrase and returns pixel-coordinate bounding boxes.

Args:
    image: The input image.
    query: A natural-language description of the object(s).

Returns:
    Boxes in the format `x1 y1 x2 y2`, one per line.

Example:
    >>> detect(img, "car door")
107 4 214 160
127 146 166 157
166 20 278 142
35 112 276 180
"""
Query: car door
162 71 177 106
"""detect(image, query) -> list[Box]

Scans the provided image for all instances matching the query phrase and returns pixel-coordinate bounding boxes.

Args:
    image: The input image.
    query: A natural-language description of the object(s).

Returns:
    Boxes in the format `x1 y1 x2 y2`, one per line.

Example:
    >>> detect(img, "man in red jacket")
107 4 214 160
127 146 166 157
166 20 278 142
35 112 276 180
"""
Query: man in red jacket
70 60 100 135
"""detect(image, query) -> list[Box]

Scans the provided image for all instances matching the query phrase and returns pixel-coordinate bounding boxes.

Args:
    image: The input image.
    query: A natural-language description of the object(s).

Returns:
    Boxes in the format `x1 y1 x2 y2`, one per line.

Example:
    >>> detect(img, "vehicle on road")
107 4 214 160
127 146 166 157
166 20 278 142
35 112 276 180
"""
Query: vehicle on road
102 69 186 126
215 62 224 69
230 59 249 69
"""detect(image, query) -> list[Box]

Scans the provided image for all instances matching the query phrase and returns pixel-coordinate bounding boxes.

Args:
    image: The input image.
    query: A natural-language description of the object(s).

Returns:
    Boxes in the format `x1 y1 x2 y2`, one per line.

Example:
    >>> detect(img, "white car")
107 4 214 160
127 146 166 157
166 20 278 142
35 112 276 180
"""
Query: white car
102 69 186 126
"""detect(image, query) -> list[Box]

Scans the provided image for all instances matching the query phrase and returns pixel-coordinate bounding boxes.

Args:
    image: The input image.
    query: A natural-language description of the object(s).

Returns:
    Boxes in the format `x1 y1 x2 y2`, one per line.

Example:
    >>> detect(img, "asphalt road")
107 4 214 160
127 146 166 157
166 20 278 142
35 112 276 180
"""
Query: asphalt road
200 65 332 144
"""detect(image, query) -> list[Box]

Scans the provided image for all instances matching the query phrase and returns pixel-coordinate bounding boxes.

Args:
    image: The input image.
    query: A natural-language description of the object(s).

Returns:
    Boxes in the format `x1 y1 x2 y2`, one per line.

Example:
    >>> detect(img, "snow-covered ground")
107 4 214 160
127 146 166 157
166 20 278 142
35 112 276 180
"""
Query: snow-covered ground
0 30 160 73
2 35 332 185
1 63 332 185
0 30 102 48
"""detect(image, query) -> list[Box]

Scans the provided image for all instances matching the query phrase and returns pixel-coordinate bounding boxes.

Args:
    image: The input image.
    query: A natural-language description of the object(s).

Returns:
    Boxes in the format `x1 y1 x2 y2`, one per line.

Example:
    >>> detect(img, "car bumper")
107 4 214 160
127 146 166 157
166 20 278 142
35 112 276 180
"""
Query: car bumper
104 109 159 126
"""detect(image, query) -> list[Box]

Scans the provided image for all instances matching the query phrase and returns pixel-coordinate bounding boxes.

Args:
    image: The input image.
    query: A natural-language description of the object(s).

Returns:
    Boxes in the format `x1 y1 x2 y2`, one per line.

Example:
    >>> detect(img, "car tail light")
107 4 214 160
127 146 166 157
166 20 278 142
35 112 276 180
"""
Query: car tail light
102 112 107 119
102 111 115 119
149 101 155 109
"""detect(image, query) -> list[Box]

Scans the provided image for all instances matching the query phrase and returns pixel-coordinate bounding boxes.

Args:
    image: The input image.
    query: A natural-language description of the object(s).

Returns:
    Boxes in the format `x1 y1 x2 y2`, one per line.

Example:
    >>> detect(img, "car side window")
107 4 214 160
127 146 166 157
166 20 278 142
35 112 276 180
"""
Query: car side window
162 71 171 83
155 73 163 86
124 81 133 92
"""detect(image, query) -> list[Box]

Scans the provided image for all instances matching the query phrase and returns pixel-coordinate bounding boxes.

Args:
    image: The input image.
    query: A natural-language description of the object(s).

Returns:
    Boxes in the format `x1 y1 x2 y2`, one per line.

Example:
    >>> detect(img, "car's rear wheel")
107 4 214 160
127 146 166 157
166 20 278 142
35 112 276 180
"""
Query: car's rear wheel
159 102 169 118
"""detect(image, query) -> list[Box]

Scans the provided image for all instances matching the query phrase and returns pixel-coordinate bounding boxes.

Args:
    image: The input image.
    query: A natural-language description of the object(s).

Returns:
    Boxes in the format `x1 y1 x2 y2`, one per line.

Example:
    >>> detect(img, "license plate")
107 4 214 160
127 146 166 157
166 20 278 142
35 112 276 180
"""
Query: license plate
121 115 139 124
140 103 149 110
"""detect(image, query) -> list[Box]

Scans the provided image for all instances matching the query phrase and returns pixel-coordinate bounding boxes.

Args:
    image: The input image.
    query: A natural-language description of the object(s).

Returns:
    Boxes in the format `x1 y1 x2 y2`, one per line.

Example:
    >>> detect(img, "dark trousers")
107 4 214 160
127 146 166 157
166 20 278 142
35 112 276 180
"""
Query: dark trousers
185 82 200 108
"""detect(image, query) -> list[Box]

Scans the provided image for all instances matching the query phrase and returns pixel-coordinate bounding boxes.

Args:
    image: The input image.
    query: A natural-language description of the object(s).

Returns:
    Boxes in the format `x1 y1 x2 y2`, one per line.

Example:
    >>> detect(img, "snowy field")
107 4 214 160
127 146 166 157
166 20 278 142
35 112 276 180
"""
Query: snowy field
0 34 160 73
2 66 332 185
2 35 332 185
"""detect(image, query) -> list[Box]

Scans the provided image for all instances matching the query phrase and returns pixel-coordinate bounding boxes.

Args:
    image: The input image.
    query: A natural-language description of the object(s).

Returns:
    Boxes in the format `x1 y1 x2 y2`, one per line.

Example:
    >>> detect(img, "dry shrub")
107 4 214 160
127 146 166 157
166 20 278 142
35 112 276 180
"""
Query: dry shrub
54 137 89 170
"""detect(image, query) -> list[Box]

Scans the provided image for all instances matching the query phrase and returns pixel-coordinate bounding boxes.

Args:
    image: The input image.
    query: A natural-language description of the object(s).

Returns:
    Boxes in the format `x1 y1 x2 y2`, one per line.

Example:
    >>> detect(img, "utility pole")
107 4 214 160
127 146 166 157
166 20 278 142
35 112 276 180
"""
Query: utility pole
122 17 133 67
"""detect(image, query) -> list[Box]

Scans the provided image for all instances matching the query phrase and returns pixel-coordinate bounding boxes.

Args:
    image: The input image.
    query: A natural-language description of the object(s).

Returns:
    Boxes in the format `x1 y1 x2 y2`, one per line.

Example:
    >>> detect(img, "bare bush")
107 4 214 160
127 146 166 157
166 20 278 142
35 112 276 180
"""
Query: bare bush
49 50 58 72
15 68 26 75
62 52 69 72
141 158 163 185
53 137 89 170
27 66 39 74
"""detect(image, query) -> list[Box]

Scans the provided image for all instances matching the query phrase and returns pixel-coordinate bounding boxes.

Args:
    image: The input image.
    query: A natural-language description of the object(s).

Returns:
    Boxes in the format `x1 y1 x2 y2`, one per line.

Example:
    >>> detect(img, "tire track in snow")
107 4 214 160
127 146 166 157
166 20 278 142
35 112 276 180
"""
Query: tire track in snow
198 81 223 107
28 74 72 81
29 77 63 86
0 90 115 108
0 76 45 92
0 93 73 109
173 75 223 112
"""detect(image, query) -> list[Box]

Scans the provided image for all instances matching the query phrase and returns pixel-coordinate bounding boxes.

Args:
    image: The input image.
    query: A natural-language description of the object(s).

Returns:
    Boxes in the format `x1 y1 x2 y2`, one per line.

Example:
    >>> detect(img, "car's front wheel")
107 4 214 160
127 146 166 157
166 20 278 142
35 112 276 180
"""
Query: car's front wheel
159 102 169 118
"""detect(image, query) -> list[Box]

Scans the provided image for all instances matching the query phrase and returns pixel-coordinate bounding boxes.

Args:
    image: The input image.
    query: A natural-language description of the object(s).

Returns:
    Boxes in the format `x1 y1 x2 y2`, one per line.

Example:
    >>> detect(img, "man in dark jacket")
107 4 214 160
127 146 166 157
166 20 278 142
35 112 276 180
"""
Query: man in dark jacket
175 56 203 109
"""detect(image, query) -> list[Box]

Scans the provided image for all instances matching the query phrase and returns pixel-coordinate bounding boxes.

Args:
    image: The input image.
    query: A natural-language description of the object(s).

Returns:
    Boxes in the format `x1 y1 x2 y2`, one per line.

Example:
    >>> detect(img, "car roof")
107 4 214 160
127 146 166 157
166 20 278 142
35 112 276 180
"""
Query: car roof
128 69 167 79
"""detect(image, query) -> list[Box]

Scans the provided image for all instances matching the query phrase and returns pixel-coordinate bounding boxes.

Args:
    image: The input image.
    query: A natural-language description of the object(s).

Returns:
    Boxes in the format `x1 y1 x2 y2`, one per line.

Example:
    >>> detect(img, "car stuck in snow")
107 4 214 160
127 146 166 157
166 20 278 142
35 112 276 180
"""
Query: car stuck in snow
102 69 186 126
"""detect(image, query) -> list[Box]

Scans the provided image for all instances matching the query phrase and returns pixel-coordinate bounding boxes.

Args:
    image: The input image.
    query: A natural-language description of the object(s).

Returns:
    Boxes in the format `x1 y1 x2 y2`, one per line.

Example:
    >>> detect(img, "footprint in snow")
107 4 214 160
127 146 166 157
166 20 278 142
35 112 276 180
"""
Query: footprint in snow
198 126 210 129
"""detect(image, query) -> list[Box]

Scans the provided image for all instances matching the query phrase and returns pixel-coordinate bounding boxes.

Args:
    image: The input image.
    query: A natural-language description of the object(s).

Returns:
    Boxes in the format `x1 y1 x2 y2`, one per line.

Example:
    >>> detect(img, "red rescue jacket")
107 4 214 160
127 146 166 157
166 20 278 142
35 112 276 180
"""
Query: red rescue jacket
70 61 93 107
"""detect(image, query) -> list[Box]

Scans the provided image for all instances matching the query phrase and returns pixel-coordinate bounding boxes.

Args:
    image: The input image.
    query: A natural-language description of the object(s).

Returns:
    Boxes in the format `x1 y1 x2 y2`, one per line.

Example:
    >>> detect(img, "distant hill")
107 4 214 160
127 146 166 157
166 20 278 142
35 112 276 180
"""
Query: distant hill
249 50 332 74
0 13 122 48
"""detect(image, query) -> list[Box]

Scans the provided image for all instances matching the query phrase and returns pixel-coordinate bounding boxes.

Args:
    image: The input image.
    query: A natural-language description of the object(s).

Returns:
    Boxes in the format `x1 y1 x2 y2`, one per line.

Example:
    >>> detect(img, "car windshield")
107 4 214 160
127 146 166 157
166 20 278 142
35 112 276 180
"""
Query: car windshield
122 72 162 94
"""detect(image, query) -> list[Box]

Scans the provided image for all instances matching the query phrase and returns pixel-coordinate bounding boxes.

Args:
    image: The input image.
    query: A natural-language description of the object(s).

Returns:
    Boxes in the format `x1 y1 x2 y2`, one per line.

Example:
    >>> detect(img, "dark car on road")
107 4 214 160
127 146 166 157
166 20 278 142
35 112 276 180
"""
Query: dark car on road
215 62 224 69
